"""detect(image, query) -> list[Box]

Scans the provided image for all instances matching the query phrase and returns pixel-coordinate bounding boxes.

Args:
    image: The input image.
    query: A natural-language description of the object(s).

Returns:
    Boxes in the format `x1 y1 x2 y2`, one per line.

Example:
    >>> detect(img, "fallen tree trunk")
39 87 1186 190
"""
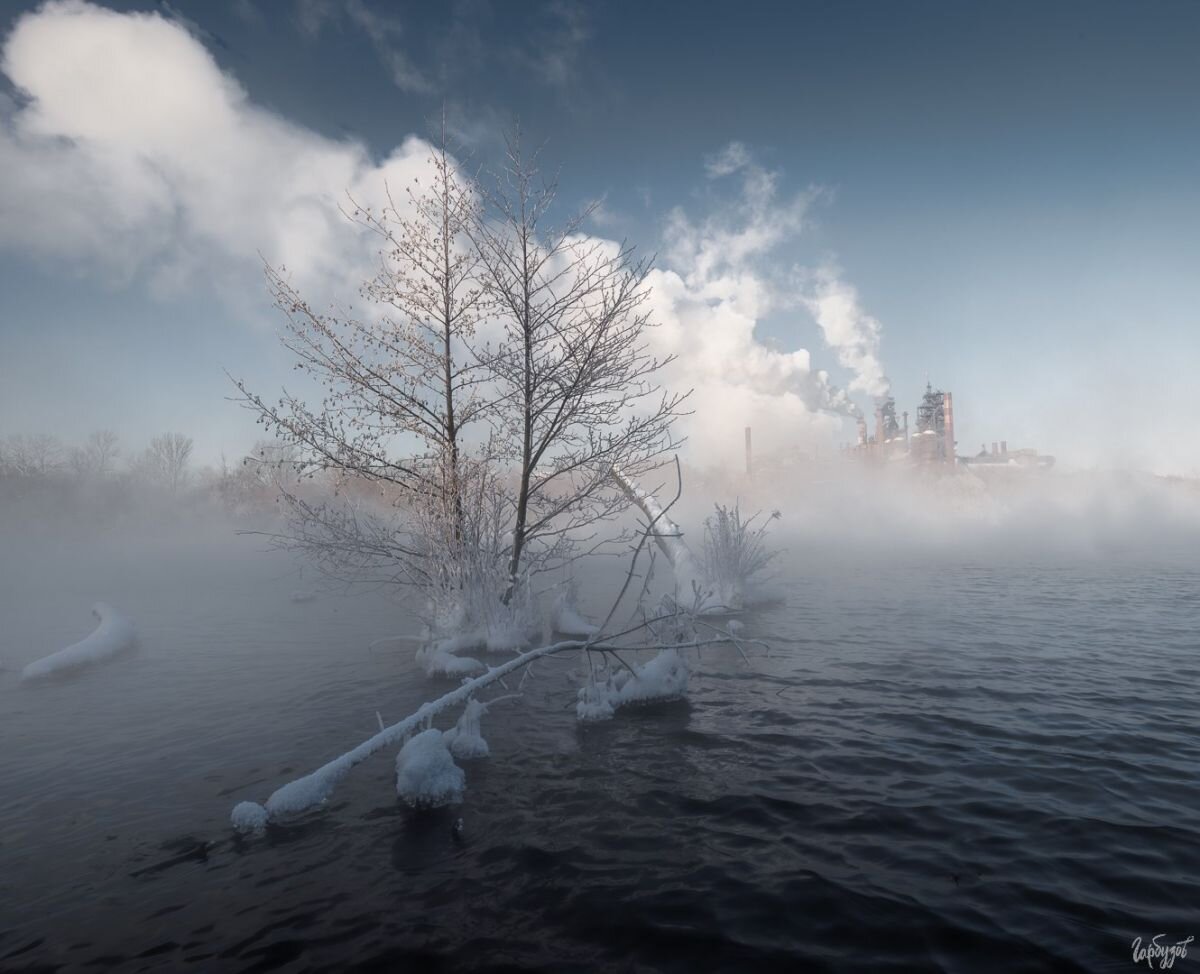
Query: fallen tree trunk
609 465 711 608
22 603 136 682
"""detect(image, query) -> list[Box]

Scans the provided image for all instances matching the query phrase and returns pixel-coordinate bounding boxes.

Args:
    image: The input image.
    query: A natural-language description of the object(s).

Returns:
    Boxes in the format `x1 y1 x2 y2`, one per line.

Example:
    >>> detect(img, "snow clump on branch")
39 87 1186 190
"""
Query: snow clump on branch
394 729 466 807
576 649 691 722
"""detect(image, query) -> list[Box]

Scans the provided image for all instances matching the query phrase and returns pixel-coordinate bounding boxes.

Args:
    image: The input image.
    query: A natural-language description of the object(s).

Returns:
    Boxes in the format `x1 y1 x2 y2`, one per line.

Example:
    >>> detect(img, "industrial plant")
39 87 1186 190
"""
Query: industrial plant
845 381 1054 471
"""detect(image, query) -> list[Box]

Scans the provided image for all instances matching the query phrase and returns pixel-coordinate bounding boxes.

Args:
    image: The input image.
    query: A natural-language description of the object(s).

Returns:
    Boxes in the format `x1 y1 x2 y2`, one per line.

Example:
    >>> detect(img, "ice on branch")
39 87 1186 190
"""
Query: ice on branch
611 466 707 602
21 603 136 681
231 637 586 831
611 468 778 613
554 585 599 637
231 801 269 834
394 729 465 807
417 635 487 679
576 649 691 722
443 697 490 760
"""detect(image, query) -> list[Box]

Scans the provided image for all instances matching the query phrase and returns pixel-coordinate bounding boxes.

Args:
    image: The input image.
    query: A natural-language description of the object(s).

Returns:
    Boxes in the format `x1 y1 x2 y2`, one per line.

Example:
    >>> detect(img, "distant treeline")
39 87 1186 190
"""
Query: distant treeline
0 431 306 525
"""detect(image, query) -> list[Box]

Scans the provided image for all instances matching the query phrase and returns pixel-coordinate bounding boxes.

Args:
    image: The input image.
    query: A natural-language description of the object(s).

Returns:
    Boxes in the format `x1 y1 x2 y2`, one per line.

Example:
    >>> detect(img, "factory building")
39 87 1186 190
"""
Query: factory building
847 381 955 465
843 379 1052 470
911 382 956 466
959 441 1055 470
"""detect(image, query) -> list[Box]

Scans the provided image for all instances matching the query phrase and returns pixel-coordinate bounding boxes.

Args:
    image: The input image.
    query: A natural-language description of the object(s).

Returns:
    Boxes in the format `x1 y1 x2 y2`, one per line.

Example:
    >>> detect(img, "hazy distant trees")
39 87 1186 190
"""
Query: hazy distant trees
0 433 64 479
0 428 306 528
67 430 120 481
242 439 302 489
142 433 194 494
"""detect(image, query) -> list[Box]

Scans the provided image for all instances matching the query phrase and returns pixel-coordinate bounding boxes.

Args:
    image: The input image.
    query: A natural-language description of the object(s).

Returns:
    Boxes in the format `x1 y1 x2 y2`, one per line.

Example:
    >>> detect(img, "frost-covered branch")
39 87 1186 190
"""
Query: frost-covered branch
230 618 751 831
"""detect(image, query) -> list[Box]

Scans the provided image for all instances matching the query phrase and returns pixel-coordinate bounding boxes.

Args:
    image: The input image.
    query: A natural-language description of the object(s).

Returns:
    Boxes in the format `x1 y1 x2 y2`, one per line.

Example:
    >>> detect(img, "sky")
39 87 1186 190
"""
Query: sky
1 0 1198 474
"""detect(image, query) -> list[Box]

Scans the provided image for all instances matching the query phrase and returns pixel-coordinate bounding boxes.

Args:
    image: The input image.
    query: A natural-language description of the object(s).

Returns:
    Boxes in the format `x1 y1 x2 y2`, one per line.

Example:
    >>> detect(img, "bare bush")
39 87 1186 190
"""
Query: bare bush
701 503 781 610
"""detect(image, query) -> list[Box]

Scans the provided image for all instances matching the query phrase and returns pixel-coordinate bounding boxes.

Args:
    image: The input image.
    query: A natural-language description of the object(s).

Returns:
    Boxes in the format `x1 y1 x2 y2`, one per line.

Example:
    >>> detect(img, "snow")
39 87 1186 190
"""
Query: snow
21 603 136 681
394 729 465 807
443 698 489 759
555 600 598 637
610 466 714 609
236 636 587 828
484 625 528 652
576 649 691 722
231 801 269 833
418 642 486 679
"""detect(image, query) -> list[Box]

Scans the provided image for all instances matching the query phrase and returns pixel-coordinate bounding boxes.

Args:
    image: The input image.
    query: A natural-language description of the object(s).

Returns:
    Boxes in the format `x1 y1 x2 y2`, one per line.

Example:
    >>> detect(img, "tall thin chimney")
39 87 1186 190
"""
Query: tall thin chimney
745 426 753 478
943 392 956 466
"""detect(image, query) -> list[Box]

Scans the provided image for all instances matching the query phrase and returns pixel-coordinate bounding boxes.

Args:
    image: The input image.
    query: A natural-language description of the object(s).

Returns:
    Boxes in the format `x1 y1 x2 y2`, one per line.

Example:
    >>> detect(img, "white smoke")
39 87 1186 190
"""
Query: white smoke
641 142 884 464
0 7 890 469
800 264 890 399
0 0 432 300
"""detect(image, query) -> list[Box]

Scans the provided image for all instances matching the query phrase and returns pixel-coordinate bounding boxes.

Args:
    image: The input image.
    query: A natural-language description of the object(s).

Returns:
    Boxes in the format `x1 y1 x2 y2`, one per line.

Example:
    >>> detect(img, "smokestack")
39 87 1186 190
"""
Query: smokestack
943 392 956 466
745 426 753 478
1001 440 1007 456
856 415 868 448
874 405 884 446
902 411 909 445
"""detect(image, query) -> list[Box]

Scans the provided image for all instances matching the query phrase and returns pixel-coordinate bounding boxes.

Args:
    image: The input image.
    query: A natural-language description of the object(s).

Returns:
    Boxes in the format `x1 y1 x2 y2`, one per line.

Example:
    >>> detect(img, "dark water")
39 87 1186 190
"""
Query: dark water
2 530 1198 972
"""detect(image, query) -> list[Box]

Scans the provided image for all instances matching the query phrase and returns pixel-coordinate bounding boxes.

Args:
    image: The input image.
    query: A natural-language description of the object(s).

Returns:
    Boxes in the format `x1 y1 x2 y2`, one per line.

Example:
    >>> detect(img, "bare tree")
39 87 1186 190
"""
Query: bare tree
68 430 120 481
1 433 64 479
469 131 689 597
144 433 194 494
233 126 493 587
243 439 302 489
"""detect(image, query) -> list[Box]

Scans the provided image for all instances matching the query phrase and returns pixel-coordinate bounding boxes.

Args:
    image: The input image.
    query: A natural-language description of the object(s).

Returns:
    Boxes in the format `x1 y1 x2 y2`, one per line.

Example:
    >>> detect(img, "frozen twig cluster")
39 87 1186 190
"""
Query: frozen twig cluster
701 504 781 611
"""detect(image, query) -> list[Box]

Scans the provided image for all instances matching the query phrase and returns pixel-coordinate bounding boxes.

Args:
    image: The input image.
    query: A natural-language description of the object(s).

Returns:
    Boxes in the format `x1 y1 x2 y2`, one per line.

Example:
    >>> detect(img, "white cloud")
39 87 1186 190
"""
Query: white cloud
343 0 431 95
703 140 750 178
0 0 434 300
526 0 590 88
664 144 815 296
0 9 884 471
292 0 430 93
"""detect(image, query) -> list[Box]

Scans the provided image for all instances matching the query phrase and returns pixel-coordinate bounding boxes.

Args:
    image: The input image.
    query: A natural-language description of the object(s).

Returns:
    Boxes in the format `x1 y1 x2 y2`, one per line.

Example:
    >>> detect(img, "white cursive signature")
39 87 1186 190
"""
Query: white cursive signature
1132 935 1194 970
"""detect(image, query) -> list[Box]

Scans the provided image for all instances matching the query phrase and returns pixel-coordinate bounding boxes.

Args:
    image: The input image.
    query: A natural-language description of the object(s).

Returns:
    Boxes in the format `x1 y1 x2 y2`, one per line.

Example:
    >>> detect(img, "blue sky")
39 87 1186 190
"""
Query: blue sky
1 0 1198 473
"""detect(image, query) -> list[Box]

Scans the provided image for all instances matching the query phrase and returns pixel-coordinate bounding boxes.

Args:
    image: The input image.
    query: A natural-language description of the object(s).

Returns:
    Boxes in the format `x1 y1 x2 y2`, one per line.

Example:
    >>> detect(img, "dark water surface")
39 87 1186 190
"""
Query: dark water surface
2 530 1198 972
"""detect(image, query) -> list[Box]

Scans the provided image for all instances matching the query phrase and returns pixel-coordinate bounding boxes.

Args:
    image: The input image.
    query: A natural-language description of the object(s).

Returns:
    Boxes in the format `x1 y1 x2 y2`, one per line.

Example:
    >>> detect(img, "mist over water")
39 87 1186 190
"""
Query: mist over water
2 469 1199 972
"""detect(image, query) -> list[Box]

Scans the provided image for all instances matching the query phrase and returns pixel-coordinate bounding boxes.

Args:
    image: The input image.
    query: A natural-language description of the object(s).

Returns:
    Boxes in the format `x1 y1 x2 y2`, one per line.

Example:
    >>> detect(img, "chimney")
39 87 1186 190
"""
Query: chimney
943 392 956 466
1001 440 1008 456
745 426 753 478
902 411 909 445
